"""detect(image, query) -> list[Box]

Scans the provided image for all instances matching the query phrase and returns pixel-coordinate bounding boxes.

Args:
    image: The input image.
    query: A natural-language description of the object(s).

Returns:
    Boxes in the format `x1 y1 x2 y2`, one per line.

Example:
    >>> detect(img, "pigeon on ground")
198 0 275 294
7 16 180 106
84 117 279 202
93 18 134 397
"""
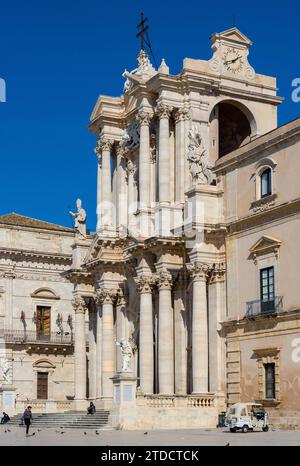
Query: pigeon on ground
61 431 65 434
95 430 100 435
225 443 230 447
144 432 148 435
32 432 36 436
84 432 87 435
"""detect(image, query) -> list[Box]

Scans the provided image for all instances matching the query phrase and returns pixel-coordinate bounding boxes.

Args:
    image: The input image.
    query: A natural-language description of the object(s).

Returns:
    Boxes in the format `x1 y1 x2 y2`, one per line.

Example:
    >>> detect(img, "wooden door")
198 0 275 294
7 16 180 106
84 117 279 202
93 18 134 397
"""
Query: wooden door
37 372 48 399
36 306 51 340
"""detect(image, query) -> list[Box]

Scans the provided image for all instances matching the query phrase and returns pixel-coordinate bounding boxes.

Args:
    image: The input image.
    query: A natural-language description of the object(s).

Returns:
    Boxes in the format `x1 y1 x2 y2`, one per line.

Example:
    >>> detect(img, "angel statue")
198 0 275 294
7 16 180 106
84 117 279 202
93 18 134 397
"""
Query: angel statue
187 127 215 185
115 338 133 372
69 198 87 238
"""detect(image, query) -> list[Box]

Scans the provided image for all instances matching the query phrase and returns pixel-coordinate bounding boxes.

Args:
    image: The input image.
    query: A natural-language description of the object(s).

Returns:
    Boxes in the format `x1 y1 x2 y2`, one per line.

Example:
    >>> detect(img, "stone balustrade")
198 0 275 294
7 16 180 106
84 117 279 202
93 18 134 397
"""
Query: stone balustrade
136 393 216 409
15 400 71 413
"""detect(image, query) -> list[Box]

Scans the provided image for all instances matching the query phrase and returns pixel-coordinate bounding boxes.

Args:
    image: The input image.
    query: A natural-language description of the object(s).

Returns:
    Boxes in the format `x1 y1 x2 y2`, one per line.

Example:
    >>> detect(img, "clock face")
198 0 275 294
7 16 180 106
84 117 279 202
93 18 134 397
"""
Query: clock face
222 47 243 74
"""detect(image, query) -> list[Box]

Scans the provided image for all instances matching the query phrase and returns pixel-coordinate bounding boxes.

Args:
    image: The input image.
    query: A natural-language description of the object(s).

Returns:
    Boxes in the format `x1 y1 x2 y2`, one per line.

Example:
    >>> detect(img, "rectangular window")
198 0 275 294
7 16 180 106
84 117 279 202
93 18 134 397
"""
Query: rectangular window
37 372 48 400
36 306 51 341
260 267 275 314
264 363 275 399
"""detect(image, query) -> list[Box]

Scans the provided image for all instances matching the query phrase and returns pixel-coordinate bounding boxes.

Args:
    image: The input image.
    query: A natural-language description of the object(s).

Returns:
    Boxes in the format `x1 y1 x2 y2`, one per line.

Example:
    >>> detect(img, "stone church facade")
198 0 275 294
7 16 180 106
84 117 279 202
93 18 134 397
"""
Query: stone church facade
1 27 299 429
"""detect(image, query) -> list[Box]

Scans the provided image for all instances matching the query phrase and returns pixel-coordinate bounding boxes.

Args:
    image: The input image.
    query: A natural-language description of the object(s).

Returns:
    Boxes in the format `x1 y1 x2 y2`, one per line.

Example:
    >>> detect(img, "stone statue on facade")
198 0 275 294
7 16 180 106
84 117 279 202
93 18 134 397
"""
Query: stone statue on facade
115 338 133 372
187 127 215 185
0 358 12 385
69 199 87 238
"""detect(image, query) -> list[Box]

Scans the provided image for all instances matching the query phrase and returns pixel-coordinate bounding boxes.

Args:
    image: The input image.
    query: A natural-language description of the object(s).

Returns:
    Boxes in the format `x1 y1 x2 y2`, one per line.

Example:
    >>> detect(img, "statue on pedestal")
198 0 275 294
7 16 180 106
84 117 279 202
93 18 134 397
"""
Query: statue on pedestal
115 338 133 372
69 199 87 238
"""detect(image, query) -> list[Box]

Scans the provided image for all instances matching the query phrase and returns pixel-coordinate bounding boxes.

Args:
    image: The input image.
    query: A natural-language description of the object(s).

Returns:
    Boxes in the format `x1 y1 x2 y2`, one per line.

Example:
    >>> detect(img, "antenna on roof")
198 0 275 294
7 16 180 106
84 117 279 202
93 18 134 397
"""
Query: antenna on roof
136 12 158 68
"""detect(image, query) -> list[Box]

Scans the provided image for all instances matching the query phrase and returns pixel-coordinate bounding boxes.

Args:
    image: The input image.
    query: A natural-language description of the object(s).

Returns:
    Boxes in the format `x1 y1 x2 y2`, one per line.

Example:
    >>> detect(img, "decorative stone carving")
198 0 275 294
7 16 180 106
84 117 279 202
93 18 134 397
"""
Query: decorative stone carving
135 275 156 293
156 270 173 290
115 338 133 372
187 262 211 281
126 158 137 184
124 122 140 151
136 108 152 126
149 132 157 163
156 102 172 119
96 288 119 305
0 357 12 385
175 107 191 123
187 126 215 185
69 199 87 238
71 295 88 314
210 262 226 283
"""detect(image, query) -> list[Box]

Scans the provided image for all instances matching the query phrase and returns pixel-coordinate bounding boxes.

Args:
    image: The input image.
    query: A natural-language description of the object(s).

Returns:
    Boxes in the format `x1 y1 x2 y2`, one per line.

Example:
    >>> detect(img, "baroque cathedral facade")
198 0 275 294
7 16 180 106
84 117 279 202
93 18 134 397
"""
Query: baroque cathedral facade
1 28 300 429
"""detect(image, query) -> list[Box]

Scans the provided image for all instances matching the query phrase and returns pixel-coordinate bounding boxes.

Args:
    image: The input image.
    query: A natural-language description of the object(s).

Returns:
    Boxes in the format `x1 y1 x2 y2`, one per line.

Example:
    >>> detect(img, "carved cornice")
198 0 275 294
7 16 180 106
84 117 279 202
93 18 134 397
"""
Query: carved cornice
136 109 152 126
96 288 119 305
72 295 88 314
135 275 156 293
156 102 173 119
187 262 211 281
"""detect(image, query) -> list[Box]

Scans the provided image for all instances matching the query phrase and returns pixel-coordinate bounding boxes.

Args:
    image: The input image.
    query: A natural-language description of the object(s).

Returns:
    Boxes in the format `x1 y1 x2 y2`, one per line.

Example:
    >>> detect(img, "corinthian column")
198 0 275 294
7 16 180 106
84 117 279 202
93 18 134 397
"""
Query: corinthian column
116 142 128 234
188 262 210 393
137 109 152 210
72 295 88 402
98 137 114 229
174 272 187 395
157 103 172 204
175 108 190 202
135 275 155 394
88 300 97 399
94 295 102 400
95 139 102 229
97 288 117 400
157 270 174 394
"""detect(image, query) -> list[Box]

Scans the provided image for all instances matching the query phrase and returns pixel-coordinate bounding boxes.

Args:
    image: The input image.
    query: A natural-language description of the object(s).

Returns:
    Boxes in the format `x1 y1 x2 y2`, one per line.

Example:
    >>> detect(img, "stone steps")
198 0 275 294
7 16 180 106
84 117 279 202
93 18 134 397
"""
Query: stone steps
8 411 111 429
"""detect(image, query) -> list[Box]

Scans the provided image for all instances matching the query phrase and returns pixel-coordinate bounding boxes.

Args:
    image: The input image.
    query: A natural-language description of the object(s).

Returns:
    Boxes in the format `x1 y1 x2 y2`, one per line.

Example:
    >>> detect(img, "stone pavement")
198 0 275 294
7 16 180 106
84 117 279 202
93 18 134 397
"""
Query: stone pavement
0 426 300 446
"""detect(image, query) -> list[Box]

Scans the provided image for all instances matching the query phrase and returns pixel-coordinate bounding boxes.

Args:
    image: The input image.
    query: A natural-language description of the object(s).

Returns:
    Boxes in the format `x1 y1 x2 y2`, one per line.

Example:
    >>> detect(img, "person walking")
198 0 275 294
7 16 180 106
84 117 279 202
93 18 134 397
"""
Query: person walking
23 406 33 436
1 412 10 433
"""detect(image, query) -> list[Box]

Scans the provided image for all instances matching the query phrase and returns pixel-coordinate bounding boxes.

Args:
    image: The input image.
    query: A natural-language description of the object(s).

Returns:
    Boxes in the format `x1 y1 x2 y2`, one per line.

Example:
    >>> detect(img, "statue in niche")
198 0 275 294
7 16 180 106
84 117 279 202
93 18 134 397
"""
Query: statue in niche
69 198 87 238
187 126 215 185
115 338 133 372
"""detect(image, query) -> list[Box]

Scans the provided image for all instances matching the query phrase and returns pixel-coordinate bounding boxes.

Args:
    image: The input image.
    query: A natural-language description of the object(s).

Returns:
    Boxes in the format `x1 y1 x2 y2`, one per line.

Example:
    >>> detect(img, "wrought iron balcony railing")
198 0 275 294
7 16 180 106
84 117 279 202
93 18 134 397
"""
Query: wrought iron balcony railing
3 329 73 345
245 296 283 318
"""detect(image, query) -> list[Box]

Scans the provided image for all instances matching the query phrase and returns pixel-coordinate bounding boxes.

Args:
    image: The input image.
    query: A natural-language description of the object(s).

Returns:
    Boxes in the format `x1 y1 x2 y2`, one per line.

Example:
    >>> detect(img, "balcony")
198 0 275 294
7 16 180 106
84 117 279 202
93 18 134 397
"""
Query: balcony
3 329 73 345
245 296 283 318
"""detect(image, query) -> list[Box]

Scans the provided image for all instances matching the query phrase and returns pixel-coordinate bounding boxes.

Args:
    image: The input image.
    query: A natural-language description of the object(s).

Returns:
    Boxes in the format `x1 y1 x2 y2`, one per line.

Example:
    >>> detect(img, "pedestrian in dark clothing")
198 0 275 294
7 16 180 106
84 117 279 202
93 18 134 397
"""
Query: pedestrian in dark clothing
1 412 10 433
23 406 33 436
87 402 96 415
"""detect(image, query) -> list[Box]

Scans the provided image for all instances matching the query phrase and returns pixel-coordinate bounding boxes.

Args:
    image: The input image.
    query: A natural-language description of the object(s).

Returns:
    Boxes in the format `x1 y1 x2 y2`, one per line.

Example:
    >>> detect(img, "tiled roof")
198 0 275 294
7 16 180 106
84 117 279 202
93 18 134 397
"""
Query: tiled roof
0 213 74 233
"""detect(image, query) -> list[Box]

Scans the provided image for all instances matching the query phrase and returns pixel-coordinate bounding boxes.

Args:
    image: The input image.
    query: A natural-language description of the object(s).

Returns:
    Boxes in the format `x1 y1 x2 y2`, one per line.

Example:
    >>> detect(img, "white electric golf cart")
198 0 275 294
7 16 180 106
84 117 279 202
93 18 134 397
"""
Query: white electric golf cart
225 403 269 433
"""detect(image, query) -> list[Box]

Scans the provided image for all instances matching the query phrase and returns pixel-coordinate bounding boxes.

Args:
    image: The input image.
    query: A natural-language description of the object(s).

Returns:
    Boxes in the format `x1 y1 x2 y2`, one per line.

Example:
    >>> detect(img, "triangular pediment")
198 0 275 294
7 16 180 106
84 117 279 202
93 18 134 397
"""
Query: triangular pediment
249 235 282 260
211 27 252 46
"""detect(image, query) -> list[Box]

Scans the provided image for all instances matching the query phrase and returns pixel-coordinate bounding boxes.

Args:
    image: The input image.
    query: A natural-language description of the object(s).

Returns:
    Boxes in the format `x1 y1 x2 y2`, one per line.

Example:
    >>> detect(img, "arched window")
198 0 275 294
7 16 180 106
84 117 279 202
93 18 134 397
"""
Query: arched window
260 168 272 198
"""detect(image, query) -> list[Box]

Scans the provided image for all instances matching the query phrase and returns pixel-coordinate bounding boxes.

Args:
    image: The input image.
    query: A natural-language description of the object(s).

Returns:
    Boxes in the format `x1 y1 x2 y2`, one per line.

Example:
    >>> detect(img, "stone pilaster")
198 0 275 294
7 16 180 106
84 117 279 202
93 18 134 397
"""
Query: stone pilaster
116 142 128 235
88 300 97 399
157 103 172 204
137 109 152 210
188 262 210 393
135 275 155 394
208 262 226 393
175 107 190 203
174 272 187 395
157 270 174 394
94 295 103 400
72 295 88 403
97 288 118 401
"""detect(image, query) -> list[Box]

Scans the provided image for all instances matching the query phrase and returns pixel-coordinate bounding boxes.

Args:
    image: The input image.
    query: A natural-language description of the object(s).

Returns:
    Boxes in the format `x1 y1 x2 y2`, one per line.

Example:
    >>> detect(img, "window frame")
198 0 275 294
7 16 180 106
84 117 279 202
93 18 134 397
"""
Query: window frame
260 167 272 198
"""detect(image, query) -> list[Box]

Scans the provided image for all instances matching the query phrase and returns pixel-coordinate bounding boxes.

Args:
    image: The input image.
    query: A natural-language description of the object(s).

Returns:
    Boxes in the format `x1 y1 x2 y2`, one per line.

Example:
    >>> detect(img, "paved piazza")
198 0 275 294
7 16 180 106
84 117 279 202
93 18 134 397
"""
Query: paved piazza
0 427 300 446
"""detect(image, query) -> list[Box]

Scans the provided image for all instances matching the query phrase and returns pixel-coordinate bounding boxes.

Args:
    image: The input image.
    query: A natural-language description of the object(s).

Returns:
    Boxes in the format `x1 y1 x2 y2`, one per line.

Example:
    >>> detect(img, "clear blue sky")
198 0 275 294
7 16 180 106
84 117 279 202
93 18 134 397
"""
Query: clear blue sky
0 0 299 231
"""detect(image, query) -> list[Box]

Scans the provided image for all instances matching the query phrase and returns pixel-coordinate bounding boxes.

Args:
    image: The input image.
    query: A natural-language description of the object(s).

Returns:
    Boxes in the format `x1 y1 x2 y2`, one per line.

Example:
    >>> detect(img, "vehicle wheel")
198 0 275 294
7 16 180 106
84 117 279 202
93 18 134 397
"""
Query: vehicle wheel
230 428 236 433
263 425 269 432
241 425 249 433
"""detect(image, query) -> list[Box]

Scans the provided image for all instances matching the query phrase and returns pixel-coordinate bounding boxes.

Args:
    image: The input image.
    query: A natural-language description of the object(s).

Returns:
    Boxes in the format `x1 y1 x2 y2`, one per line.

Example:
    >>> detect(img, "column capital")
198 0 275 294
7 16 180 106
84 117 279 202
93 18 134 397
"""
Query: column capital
99 137 114 152
156 270 173 290
156 102 173 119
135 275 156 293
72 295 88 314
187 262 211 282
209 262 226 283
174 107 191 123
96 288 119 305
136 108 152 126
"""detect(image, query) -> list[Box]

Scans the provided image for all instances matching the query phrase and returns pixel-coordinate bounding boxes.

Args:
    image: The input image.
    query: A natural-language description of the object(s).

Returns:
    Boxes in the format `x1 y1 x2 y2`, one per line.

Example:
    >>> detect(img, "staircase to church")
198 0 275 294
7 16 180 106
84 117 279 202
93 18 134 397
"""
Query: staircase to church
8 411 111 430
